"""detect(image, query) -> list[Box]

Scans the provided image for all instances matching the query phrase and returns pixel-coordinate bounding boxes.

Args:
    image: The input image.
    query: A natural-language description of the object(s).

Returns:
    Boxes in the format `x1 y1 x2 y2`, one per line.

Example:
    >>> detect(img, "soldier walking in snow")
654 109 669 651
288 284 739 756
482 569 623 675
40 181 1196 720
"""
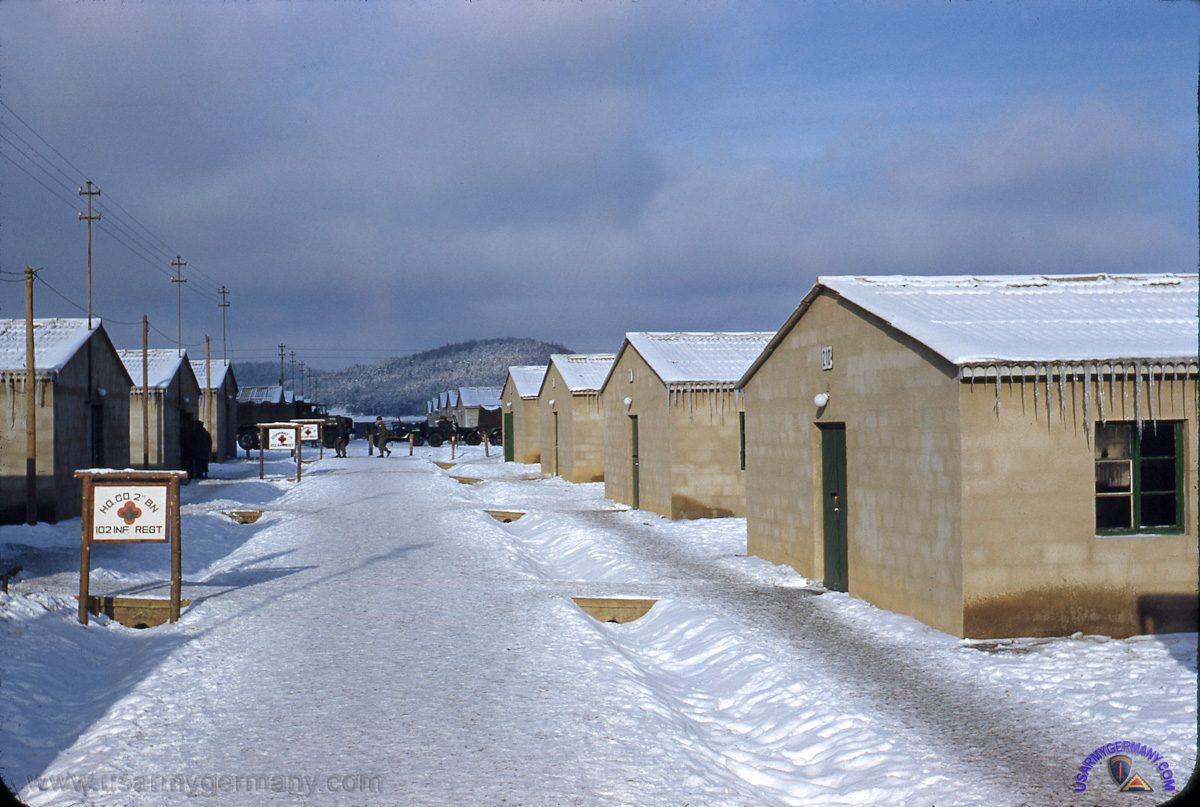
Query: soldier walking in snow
375 416 391 457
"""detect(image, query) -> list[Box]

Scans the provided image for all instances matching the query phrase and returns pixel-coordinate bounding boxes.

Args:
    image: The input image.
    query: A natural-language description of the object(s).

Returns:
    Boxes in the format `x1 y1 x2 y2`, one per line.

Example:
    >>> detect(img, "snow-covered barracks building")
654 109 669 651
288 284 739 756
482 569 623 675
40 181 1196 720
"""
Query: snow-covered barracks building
737 274 1198 639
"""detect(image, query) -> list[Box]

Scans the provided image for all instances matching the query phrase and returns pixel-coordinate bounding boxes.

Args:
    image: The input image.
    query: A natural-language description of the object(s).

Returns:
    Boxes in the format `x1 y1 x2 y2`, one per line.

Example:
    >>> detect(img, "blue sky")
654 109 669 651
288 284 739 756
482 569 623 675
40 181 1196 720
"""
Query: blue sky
1 0 1195 369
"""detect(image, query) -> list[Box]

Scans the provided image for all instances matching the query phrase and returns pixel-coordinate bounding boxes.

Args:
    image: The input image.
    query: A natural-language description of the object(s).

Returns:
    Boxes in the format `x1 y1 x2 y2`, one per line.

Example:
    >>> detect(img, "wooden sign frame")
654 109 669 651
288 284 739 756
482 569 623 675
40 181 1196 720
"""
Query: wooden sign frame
257 422 303 481
76 470 186 626
293 418 325 460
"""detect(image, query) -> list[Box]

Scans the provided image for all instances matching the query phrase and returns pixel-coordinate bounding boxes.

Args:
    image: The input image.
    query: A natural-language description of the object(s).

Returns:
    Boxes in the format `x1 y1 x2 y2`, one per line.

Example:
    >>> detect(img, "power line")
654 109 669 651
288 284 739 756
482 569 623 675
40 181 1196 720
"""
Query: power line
0 99 226 301
0 99 88 178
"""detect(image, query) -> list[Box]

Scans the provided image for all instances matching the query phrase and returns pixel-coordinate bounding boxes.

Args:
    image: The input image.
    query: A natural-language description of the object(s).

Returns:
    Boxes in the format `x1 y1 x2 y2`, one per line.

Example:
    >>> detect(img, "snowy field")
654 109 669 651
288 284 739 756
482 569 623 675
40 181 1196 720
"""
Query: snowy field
1 441 1195 806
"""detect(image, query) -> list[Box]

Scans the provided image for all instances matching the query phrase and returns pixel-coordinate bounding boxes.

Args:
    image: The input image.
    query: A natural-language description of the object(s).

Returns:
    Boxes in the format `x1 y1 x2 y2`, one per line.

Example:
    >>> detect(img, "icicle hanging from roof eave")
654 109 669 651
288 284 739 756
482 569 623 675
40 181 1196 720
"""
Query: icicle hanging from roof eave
1121 363 1129 420
1134 361 1144 433
1148 363 1158 423
1082 364 1093 446
1057 363 1068 425
993 364 1001 419
1044 363 1054 431
1032 365 1040 424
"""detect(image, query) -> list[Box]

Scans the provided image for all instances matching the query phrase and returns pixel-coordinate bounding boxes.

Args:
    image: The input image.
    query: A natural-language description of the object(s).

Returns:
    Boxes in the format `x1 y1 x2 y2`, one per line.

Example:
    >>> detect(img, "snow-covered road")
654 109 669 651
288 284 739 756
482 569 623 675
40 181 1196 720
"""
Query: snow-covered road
2 445 1195 806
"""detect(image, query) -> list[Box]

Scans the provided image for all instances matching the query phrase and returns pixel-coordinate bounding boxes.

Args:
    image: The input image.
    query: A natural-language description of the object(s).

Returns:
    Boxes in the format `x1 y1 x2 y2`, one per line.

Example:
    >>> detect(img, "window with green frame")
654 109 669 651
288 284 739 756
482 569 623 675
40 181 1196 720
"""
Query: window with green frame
1094 421 1184 534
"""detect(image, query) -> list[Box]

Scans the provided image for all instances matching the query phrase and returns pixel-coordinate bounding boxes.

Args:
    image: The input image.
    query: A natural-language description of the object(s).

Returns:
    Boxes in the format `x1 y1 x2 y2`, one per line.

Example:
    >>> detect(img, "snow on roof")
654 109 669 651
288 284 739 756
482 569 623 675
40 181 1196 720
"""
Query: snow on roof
820 274 1199 365
189 358 232 388
238 386 285 404
0 318 97 373
508 365 548 399
118 350 189 389
550 354 616 393
625 333 774 386
458 386 503 409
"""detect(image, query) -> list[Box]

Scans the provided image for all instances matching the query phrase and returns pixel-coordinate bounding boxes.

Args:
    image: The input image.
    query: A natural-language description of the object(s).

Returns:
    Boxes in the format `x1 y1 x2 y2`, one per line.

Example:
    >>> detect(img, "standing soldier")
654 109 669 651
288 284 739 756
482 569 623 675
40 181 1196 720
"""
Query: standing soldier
334 418 348 458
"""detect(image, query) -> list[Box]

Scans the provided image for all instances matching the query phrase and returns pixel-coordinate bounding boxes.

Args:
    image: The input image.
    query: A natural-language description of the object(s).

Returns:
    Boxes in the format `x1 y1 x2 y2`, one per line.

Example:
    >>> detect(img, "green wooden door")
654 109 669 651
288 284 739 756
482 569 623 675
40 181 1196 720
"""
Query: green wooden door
630 415 640 510
820 424 848 592
553 412 560 475
502 412 514 462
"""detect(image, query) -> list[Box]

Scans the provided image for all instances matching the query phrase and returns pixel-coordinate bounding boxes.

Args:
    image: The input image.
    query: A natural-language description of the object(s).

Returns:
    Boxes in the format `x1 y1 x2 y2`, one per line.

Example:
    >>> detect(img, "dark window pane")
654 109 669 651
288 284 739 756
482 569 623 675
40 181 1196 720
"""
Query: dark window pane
1095 424 1131 459
1140 493 1178 529
1139 423 1177 459
1095 461 1132 494
1140 459 1177 493
1097 496 1133 530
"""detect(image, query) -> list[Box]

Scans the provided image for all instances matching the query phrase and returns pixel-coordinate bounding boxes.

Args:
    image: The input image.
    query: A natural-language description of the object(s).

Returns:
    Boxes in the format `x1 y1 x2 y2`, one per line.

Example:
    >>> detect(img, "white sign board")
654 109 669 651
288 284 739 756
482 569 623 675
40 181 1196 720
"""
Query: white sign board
92 484 169 542
821 345 834 371
299 423 321 441
268 427 297 450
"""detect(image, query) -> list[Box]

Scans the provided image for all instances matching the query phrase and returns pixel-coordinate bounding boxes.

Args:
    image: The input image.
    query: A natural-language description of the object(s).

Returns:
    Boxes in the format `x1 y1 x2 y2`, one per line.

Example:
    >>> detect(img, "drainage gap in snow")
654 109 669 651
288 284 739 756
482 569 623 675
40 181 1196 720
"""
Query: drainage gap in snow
224 510 263 524
79 595 192 629
484 509 525 523
450 475 483 485
573 597 657 624
433 461 456 470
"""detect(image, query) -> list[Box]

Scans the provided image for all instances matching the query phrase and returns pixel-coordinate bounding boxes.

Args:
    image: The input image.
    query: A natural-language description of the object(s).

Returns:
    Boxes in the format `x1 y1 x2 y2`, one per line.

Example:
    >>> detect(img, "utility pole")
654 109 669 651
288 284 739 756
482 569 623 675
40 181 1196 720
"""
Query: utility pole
142 315 150 468
171 256 187 356
25 267 37 525
278 343 286 387
78 181 101 329
217 285 230 363
205 335 213 460
299 362 306 399
290 352 296 393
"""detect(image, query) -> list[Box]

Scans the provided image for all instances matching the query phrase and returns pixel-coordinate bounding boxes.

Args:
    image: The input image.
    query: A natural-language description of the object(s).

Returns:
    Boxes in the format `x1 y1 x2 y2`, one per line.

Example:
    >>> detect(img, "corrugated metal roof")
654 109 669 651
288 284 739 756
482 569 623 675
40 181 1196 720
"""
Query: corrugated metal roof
458 386 503 409
118 350 189 389
507 365 548 399
189 358 232 388
626 333 773 385
0 318 96 373
550 354 616 393
238 386 285 404
820 273 1200 365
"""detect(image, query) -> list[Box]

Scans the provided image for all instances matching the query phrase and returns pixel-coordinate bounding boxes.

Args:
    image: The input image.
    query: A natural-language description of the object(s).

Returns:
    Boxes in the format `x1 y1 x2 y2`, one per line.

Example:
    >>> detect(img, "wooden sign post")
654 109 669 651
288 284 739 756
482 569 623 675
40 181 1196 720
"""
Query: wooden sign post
76 470 186 626
294 419 324 460
257 422 303 481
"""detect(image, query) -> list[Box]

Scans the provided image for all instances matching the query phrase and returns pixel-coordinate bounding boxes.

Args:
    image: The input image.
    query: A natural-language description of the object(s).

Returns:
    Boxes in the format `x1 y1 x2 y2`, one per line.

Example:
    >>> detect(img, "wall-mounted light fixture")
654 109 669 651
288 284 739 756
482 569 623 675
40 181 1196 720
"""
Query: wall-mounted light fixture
813 392 829 408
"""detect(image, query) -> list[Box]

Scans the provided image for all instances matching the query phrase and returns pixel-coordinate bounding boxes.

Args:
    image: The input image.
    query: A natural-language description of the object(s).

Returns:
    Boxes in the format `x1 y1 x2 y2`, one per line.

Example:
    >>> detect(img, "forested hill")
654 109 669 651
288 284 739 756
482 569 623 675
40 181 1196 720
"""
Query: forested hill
234 337 569 416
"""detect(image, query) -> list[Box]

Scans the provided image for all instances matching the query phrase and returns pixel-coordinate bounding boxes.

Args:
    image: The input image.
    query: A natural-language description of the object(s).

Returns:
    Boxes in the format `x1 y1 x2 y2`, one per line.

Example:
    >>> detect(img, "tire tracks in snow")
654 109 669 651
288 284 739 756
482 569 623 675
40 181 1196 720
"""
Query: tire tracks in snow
467 474 1111 806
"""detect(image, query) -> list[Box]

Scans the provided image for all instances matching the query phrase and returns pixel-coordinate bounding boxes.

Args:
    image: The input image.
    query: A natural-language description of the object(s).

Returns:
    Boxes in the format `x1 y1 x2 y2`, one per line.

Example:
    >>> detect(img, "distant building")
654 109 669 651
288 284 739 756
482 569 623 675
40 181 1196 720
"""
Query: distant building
537 353 616 483
190 359 239 462
440 390 459 423
500 366 547 463
119 350 201 470
737 274 1199 639
601 333 772 519
456 387 503 432
237 385 289 426
0 319 132 524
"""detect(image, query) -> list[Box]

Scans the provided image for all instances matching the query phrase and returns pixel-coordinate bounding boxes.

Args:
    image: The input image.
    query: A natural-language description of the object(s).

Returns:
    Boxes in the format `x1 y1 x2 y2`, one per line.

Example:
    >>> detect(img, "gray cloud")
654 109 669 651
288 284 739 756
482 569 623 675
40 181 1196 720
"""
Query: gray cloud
1 1 1193 366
